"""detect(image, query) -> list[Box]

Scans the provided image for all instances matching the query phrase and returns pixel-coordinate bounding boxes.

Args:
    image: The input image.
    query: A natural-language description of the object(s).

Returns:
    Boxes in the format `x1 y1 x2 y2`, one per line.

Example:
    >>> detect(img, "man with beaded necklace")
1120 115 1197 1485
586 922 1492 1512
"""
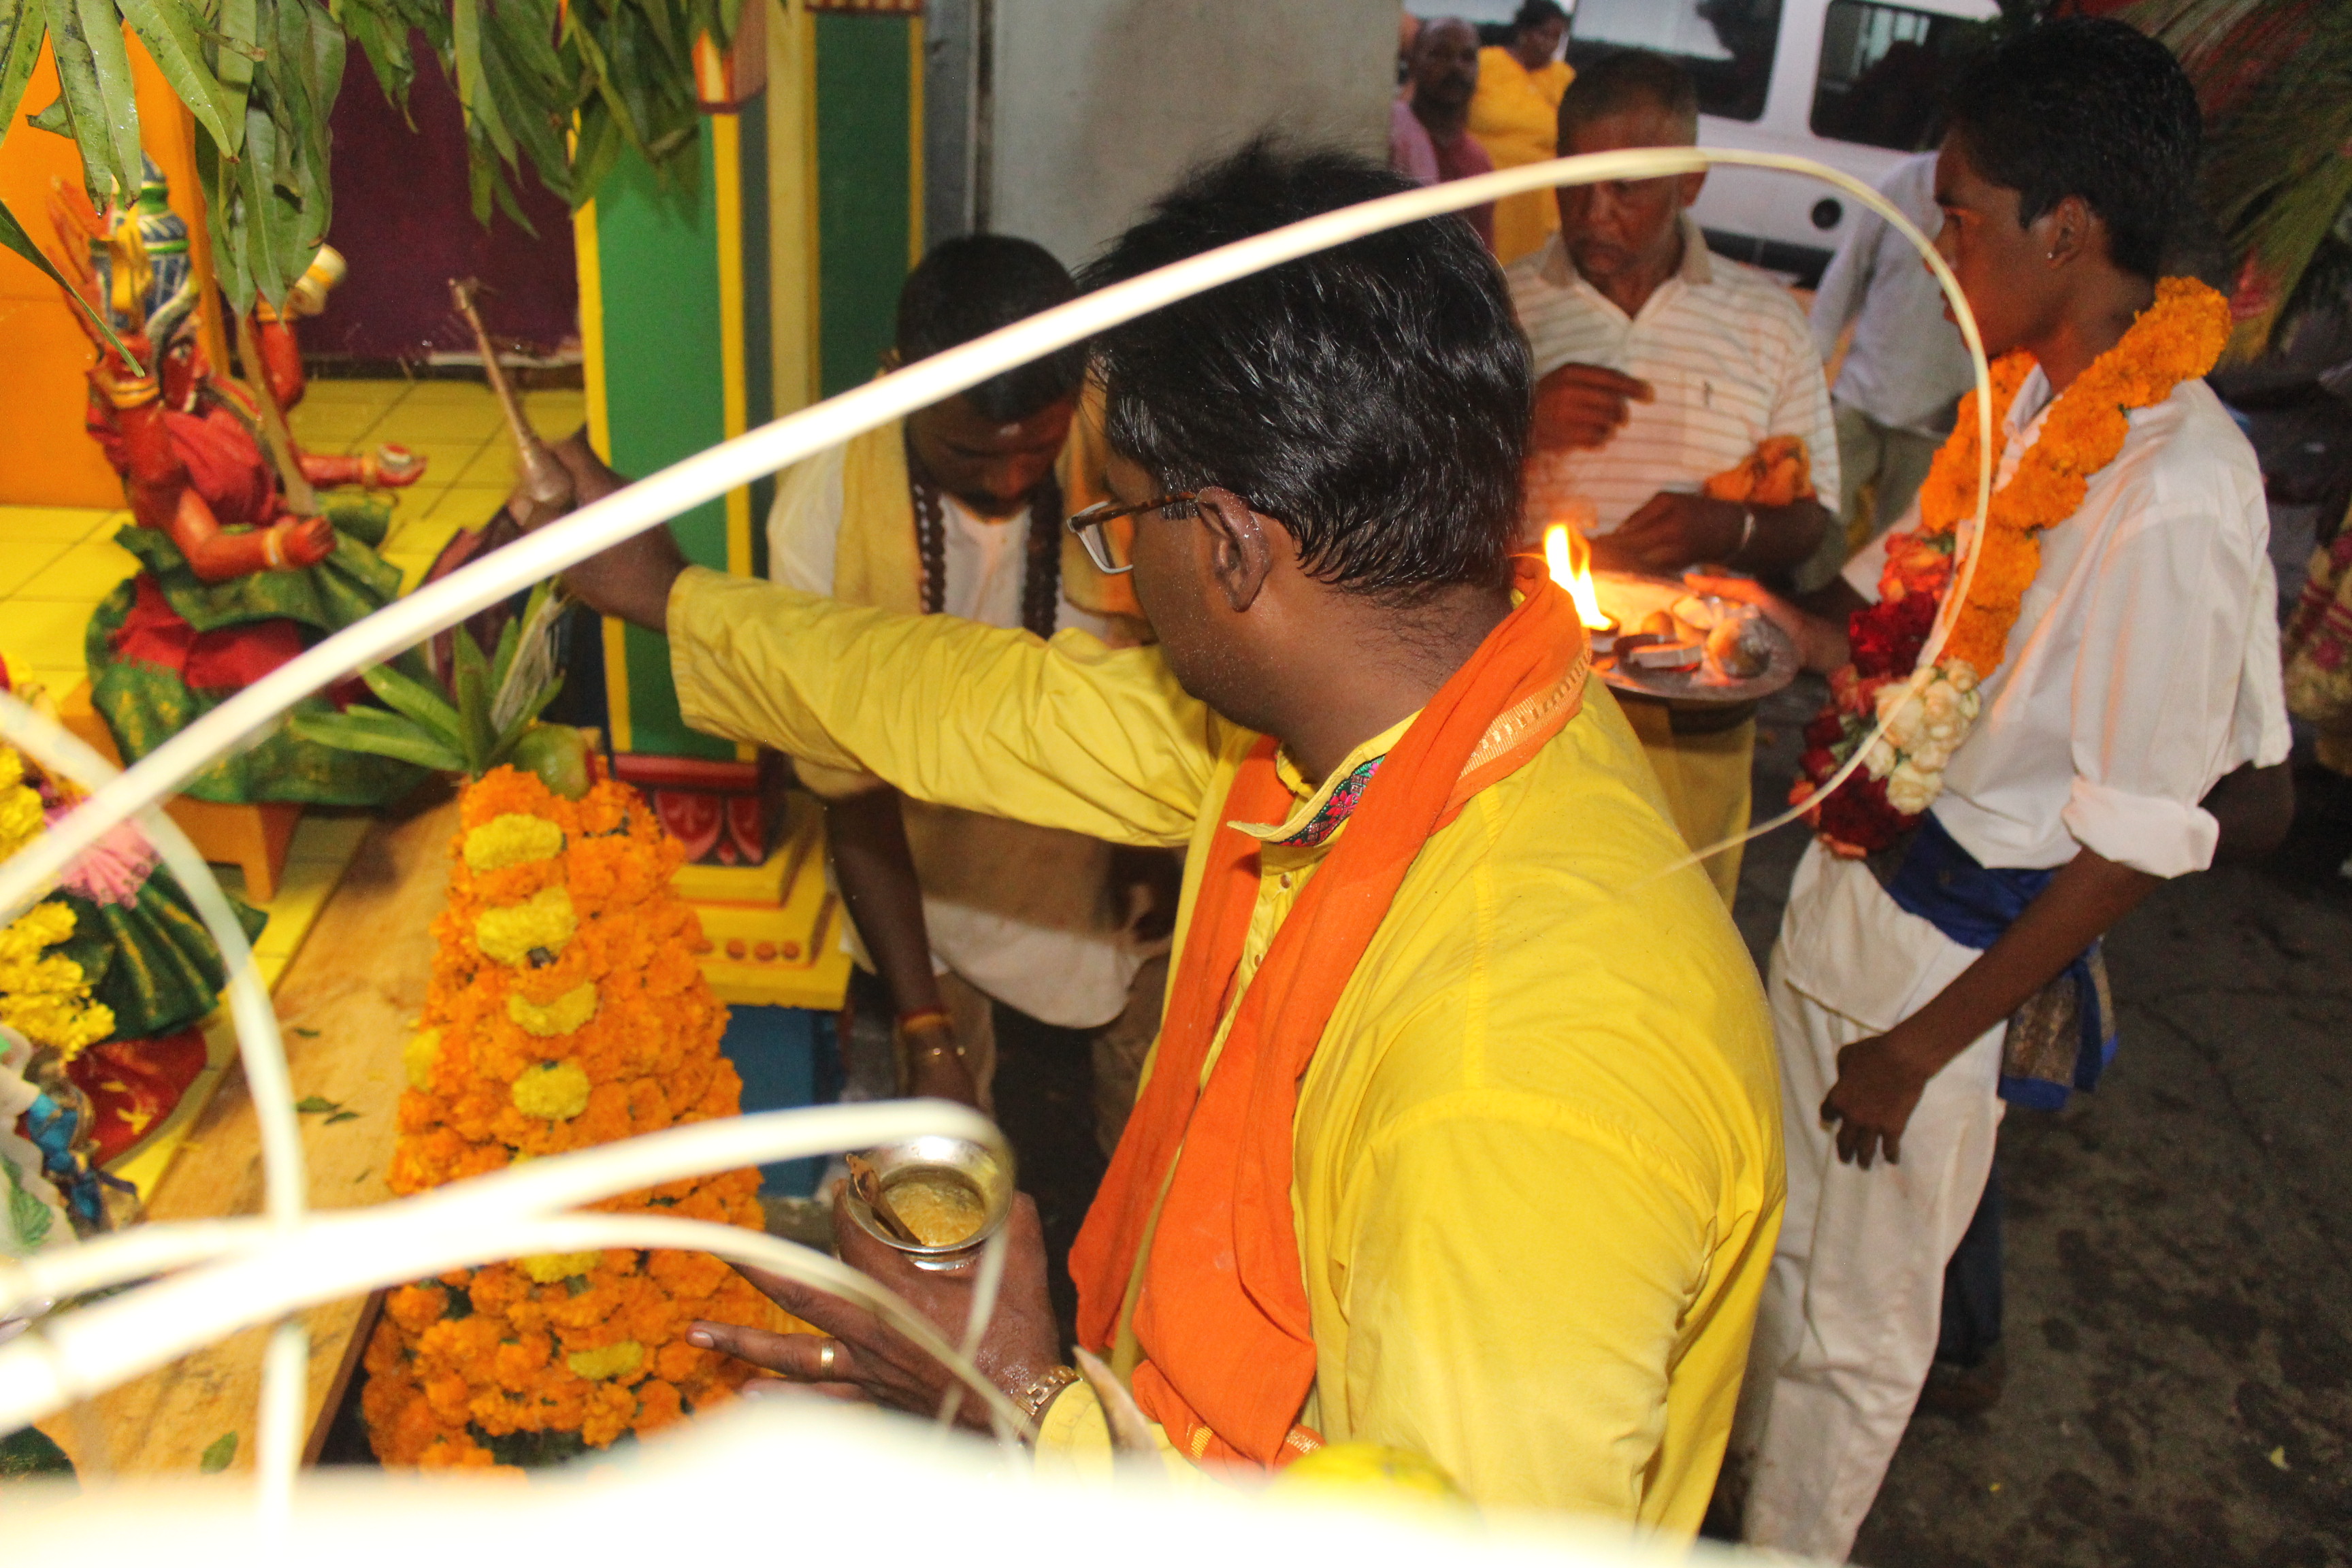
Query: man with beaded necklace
764 236 1164 1116
1705 22 2292 1557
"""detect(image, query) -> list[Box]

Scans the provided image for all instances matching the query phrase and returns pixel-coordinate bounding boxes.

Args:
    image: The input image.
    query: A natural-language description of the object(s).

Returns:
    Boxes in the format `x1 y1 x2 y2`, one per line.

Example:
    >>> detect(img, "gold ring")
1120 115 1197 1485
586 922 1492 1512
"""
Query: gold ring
817 1339 837 1377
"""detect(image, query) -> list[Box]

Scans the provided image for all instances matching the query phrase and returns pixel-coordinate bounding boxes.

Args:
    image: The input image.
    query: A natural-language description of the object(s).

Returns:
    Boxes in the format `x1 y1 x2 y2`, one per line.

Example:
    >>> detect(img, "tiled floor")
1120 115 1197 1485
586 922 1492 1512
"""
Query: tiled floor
0 377 580 1188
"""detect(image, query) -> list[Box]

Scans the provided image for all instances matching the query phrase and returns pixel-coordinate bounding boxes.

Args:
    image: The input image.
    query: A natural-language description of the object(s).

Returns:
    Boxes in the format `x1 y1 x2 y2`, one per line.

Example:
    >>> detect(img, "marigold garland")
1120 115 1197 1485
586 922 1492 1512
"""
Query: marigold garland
1796 278 2232 855
363 765 808 1471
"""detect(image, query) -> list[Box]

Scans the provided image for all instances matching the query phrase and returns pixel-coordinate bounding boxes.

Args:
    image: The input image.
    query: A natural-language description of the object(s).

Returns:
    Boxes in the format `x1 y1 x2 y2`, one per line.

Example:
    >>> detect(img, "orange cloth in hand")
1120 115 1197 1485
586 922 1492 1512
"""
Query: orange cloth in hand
1703 435 1815 508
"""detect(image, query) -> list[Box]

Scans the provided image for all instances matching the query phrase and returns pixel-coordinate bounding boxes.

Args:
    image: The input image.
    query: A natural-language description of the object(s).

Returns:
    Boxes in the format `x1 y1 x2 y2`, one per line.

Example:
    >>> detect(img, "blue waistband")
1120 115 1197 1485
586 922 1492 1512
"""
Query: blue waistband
1884 813 2115 1108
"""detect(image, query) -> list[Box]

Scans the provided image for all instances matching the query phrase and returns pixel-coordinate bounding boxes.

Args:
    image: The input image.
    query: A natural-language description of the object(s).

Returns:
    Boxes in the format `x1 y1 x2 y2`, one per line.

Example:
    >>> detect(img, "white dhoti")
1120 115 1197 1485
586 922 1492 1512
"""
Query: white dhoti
1730 847 2005 1562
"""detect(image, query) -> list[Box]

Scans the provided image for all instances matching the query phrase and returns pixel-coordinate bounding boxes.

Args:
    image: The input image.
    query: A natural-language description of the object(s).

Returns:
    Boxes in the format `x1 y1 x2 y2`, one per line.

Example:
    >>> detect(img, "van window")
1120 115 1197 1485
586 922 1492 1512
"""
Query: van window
1810 0 1995 151
1568 0 1781 124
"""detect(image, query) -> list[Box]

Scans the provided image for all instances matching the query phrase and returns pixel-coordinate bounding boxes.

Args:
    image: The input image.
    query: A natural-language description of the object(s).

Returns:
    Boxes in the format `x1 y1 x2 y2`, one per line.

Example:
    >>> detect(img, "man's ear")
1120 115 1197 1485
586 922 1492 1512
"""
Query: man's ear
2038 194 2095 267
1194 486 1275 615
1676 166 1707 209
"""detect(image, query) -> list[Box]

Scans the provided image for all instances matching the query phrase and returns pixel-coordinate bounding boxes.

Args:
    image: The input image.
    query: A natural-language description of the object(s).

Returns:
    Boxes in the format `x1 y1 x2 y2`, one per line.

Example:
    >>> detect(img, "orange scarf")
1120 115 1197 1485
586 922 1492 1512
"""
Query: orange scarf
1068 555 1590 1467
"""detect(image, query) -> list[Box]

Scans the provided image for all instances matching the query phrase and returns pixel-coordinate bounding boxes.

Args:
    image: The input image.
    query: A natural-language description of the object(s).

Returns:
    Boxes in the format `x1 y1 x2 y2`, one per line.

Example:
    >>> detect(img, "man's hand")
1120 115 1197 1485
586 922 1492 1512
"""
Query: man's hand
687 1188 1064 1433
1593 491 1745 574
545 429 688 634
1682 572 1850 674
1531 363 1651 453
1819 1030 1936 1169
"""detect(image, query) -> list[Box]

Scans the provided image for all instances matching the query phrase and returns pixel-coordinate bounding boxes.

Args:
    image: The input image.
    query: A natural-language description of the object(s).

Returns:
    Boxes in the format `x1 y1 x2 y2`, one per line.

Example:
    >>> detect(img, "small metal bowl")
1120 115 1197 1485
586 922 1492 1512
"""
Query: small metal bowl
842 1132 1017 1272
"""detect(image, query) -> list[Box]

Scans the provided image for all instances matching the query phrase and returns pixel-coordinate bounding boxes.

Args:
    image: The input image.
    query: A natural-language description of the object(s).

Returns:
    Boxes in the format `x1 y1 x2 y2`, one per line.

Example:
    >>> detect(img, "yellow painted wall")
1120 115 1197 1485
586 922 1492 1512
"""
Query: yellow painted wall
0 32 226 507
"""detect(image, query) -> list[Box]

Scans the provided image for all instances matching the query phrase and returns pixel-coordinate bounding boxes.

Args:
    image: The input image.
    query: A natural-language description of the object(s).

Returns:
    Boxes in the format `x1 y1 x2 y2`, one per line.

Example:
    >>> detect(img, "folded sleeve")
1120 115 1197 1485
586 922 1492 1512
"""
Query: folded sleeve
1333 1098 1711 1516
668 567 1218 847
2058 478 2269 877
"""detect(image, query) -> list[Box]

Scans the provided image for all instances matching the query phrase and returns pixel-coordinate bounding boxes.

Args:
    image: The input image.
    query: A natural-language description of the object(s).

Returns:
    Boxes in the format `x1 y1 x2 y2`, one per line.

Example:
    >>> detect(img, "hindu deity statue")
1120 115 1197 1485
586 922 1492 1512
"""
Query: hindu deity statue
50 159 434 806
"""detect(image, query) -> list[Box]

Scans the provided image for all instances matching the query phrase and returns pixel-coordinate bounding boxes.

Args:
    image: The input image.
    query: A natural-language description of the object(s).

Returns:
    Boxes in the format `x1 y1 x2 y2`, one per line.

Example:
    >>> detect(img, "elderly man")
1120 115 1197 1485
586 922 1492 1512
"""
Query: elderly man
563 142 1778 1531
1507 50 1839 902
1390 17 1496 251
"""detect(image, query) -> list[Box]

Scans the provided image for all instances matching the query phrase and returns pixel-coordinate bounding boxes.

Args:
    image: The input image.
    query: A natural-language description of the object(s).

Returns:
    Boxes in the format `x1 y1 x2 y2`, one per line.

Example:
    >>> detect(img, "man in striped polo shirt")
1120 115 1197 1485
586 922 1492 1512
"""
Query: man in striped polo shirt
1507 50 1839 902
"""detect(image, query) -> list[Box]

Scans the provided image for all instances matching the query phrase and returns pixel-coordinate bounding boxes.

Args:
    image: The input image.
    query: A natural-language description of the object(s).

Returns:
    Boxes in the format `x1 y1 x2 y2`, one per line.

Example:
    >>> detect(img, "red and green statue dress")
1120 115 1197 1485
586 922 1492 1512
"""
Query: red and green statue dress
52 160 432 806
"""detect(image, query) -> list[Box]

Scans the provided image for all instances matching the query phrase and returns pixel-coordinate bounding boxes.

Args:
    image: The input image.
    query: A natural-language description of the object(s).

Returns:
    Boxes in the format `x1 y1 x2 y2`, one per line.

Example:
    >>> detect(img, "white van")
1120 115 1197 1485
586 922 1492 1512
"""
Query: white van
1563 0 2002 285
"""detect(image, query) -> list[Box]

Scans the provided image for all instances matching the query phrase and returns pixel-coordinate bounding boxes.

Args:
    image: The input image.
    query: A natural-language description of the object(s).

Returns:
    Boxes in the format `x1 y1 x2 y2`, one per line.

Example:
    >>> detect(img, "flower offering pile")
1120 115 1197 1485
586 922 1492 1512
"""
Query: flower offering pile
363 765 800 1469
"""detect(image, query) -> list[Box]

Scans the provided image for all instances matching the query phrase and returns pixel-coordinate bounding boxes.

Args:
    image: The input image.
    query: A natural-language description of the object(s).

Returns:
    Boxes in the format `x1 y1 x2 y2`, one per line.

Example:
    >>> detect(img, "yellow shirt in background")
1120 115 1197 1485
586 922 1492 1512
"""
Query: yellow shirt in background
1469 47 1573 266
666 567 1782 1532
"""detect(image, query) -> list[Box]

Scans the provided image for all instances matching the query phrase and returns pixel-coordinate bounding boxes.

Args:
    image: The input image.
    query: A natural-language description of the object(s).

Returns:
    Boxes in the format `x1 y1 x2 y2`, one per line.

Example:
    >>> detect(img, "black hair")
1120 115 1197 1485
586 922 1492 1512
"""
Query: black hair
1079 140 1530 605
1942 18 2200 281
1511 1 1568 36
894 234 1085 422
1556 48 1699 143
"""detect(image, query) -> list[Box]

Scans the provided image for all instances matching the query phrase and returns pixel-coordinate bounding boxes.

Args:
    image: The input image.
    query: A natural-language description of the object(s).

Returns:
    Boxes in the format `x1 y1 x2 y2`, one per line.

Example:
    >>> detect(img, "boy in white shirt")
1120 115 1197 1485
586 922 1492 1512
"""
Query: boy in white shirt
1714 22 2292 1559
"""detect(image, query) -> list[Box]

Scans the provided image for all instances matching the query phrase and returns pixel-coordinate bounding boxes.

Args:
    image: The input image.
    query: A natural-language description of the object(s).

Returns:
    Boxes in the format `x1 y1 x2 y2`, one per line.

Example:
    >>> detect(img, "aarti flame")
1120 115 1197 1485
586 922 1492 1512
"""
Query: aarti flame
1544 523 1614 632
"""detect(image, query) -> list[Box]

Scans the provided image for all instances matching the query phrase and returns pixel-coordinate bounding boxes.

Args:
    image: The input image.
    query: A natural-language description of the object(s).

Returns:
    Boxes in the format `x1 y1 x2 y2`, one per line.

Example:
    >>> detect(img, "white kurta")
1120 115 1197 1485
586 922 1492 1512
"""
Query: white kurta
1736 364 2290 1561
766 444 1142 1030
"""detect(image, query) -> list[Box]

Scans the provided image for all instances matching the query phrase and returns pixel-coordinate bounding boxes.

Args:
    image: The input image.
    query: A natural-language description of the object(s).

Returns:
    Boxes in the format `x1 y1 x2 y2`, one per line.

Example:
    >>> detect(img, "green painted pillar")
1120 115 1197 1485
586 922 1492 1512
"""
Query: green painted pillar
573 0 919 867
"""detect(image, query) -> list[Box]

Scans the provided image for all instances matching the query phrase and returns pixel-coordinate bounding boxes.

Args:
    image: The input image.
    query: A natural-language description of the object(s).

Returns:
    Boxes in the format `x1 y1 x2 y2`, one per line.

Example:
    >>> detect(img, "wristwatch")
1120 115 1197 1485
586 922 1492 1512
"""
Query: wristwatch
1009 1363 1081 1431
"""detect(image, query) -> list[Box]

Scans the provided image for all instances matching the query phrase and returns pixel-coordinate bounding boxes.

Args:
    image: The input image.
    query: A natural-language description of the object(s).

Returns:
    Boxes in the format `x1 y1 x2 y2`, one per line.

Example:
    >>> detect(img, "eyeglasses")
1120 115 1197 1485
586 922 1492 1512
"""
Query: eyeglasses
1064 492 1203 576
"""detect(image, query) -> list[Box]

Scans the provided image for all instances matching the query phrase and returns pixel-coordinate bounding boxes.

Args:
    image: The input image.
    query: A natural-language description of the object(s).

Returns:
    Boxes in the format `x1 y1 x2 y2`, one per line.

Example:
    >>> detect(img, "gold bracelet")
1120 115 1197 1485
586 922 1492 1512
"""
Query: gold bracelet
103 372 160 410
1008 1364 1080 1428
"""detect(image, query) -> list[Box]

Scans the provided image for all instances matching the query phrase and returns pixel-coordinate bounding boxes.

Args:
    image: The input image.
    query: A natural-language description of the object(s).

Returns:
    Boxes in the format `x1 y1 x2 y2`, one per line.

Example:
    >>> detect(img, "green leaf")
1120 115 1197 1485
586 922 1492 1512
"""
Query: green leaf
488 604 522 693
72 0 144 201
24 90 65 132
359 661 466 751
286 708 467 772
198 1431 237 1472
116 0 242 154
0 0 48 140
488 676 563 768
5 1152 54 1252
38 0 127 201
289 1026 319 1038
451 617 495 771
293 1095 339 1113
0 191 144 369
323 1109 359 1124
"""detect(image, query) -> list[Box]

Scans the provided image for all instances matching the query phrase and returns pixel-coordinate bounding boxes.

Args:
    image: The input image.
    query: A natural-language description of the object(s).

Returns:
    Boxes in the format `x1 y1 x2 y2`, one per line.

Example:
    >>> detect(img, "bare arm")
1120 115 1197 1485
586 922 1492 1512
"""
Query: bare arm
824 787 978 1106
1595 494 1831 581
1823 847 2158 1167
2202 761 2294 864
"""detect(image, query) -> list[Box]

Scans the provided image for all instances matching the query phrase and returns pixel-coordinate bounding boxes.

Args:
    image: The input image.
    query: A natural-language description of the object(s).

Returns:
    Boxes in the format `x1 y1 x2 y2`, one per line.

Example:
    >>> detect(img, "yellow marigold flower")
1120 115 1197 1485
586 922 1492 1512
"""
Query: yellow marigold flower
404 1028 442 1092
0 900 114 1060
510 1059 592 1120
0 754 42 866
520 1251 603 1284
508 983 599 1040
462 813 566 875
566 1340 644 1382
475 885 577 967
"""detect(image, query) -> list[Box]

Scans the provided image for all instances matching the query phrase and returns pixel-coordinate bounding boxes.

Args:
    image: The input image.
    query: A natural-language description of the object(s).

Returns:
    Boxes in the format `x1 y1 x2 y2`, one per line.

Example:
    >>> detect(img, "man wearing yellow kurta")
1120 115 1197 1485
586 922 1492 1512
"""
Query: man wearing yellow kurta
1469 1 1574 265
569 143 1780 1535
